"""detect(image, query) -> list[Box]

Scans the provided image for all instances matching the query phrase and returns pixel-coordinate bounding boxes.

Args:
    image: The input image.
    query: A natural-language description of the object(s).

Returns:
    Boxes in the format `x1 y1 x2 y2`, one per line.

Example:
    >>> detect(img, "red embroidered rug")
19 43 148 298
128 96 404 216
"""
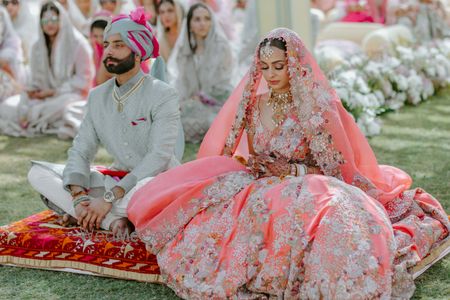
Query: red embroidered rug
0 210 163 283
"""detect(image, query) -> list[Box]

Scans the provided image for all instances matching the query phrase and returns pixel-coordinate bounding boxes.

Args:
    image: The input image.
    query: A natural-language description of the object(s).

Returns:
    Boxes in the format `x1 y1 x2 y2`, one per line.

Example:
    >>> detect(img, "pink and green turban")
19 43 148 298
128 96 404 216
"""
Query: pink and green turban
104 7 166 81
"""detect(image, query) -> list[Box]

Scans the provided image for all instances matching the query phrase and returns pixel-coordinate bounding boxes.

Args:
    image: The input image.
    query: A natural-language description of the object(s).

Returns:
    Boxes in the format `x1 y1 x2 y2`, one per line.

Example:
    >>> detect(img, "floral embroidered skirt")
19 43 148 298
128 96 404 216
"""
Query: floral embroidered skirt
128 156 448 299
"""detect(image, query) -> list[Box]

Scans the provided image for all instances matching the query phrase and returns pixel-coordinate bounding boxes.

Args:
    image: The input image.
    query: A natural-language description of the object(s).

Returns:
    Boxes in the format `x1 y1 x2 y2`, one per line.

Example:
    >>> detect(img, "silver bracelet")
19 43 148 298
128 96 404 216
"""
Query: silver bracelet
73 195 90 208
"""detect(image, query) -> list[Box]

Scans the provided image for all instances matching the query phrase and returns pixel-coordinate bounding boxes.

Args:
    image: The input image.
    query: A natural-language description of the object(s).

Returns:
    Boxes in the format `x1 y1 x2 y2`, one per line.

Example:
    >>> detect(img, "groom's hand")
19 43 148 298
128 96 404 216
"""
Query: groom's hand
82 198 112 231
75 201 90 226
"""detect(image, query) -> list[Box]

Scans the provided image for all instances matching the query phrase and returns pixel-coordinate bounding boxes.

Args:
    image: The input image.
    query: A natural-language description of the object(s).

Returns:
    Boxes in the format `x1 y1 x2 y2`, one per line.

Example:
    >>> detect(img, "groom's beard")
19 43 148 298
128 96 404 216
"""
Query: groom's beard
103 52 136 74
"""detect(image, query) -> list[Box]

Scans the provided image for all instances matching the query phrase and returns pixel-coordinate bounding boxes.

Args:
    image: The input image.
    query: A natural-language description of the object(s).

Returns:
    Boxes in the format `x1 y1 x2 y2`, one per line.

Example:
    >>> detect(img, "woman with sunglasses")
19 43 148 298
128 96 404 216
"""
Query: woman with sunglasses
0 1 93 138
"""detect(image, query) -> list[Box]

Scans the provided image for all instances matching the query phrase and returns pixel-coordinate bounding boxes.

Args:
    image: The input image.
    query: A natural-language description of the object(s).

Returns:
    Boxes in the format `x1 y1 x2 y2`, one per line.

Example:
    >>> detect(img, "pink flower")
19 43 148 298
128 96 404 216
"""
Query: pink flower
130 7 147 26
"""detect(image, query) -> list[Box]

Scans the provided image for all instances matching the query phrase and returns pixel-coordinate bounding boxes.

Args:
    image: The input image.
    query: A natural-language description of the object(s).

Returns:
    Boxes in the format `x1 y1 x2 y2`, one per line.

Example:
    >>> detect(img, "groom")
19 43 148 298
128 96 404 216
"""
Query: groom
28 8 182 235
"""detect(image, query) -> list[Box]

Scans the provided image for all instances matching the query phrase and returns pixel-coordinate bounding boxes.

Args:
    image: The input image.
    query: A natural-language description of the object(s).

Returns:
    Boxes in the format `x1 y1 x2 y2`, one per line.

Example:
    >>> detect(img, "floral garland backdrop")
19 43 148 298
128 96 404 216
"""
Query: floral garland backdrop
317 39 450 136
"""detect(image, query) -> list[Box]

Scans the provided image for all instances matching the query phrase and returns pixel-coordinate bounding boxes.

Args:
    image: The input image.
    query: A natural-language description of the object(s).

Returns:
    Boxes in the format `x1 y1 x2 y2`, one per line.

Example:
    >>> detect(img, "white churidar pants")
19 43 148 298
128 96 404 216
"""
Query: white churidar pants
27 164 152 230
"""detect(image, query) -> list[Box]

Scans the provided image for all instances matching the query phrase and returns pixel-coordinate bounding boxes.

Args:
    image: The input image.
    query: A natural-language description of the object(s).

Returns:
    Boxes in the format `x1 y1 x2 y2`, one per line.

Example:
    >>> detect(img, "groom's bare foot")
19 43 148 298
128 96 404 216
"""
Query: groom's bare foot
110 217 135 237
56 214 78 227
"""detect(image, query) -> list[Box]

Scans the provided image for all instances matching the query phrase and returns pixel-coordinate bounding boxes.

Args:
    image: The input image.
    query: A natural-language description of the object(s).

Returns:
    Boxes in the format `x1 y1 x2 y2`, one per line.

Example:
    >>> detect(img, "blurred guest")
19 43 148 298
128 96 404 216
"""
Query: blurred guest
57 0 68 9
75 0 92 16
3 0 38 65
0 5 26 85
169 3 233 143
0 7 21 103
99 0 118 14
66 0 96 35
98 0 133 15
387 0 450 40
342 0 387 23
156 0 184 62
311 0 338 13
187 0 234 39
0 1 93 137
237 0 256 74
235 0 246 9
90 11 113 86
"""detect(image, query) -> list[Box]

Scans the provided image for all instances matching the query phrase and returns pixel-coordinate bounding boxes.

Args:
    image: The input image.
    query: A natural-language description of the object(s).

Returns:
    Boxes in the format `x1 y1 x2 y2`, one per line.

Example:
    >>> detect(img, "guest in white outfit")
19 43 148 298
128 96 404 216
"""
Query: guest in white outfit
66 0 97 36
2 0 38 66
0 5 26 86
169 2 233 143
0 1 93 138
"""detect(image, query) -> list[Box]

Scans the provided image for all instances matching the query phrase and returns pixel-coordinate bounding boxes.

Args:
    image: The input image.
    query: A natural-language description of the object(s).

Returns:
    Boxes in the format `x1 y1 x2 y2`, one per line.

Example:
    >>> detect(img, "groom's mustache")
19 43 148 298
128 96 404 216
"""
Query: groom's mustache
103 57 121 64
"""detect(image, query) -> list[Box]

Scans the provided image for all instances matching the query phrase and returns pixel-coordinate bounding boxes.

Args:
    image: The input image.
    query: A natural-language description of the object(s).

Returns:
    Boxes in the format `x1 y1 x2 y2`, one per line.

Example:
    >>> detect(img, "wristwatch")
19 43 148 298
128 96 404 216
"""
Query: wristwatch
103 190 118 204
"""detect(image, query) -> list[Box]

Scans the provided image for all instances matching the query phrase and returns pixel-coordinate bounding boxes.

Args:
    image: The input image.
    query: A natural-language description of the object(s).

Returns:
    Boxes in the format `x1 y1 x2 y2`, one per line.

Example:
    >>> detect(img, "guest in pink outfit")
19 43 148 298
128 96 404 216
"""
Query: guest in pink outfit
342 0 388 23
128 28 449 299
90 11 113 86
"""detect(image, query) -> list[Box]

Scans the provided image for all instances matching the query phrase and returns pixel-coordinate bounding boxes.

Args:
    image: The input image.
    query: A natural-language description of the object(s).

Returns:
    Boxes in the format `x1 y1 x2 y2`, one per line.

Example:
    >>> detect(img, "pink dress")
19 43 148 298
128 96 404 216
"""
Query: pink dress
128 28 449 299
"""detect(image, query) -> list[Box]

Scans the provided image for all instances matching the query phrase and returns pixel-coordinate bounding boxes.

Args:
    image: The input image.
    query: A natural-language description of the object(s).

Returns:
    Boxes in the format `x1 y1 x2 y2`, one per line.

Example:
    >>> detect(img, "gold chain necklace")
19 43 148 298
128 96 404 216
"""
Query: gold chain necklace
266 89 294 126
112 76 146 112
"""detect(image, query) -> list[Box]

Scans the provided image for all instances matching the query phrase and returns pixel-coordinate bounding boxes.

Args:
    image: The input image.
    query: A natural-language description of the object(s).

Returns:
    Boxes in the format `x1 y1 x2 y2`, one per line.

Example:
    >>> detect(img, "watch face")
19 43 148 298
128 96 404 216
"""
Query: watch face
104 191 115 203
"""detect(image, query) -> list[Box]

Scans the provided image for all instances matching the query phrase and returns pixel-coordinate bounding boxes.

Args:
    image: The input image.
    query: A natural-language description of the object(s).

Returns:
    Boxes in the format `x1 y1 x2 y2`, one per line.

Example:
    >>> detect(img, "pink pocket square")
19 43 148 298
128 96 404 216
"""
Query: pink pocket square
131 117 147 126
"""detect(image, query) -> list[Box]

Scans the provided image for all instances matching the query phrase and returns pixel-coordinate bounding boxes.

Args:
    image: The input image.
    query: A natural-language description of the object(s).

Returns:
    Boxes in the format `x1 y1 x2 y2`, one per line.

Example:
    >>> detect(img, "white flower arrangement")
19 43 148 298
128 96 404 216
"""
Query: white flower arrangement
318 38 450 136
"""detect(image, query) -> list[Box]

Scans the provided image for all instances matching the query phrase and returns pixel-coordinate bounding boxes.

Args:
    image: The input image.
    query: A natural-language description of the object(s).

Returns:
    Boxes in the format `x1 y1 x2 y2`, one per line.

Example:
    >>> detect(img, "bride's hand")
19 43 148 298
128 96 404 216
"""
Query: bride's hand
264 158 291 177
247 155 290 178
306 166 322 175
246 155 265 177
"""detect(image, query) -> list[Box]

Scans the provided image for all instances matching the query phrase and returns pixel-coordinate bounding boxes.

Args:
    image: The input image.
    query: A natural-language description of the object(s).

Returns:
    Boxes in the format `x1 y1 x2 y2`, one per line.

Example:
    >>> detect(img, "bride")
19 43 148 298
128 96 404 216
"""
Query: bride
128 28 449 299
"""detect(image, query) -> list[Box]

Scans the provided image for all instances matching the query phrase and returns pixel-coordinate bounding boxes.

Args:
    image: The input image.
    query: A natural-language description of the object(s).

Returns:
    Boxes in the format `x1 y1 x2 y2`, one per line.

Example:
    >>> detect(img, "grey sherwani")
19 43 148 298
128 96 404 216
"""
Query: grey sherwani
63 70 181 193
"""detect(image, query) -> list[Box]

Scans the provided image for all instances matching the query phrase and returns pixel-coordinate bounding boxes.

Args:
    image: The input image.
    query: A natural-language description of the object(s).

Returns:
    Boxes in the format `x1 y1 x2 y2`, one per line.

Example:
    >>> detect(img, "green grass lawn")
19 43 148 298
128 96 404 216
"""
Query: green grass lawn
0 89 449 299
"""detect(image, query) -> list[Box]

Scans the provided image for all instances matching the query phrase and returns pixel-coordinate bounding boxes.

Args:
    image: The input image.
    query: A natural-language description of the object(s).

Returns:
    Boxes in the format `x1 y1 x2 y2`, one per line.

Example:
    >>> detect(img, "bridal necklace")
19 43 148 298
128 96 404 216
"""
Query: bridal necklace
113 76 146 112
266 88 294 126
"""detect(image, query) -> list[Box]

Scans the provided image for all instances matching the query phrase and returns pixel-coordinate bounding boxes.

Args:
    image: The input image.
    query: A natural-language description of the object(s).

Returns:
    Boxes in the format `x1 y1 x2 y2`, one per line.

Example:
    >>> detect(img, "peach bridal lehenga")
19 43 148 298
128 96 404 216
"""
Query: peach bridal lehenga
128 28 449 299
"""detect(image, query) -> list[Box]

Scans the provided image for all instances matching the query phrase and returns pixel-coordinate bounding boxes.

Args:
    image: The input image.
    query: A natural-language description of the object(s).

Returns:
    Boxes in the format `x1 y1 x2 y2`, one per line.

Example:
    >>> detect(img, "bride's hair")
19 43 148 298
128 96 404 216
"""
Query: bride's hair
259 37 287 55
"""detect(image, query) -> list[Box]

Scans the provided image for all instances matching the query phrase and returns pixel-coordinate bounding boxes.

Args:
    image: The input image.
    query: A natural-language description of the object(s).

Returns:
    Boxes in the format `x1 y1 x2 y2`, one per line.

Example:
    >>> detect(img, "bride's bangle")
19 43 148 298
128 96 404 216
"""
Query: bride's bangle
289 163 297 176
296 164 307 176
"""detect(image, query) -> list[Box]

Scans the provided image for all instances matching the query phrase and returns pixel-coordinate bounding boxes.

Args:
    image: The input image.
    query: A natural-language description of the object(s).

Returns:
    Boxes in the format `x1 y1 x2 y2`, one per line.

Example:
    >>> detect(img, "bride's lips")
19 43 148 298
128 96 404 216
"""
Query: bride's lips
268 80 280 85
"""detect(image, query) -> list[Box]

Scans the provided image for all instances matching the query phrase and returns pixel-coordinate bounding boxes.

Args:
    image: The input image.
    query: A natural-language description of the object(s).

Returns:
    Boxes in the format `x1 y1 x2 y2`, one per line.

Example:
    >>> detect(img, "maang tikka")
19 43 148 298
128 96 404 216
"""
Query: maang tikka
260 39 274 60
